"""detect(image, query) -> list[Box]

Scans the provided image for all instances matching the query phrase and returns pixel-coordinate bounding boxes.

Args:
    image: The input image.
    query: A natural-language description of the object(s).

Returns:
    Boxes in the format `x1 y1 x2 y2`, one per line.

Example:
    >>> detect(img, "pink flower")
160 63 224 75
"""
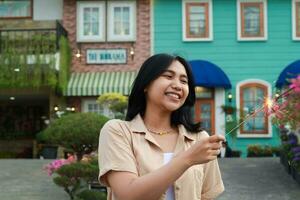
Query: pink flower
43 157 75 176
290 75 300 92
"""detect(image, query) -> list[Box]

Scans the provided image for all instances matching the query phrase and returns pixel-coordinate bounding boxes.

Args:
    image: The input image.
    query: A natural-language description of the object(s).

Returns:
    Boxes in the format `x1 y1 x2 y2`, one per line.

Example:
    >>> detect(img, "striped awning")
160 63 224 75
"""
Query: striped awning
65 71 137 96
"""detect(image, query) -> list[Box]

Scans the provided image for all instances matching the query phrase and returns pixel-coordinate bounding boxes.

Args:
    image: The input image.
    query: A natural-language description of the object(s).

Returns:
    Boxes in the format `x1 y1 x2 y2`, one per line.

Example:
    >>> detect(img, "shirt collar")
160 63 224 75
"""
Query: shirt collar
129 114 195 142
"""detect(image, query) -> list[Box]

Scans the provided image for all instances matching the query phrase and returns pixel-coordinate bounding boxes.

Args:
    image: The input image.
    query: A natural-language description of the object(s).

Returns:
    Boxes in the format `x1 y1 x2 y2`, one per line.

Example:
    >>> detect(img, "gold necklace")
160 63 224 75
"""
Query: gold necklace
146 128 174 135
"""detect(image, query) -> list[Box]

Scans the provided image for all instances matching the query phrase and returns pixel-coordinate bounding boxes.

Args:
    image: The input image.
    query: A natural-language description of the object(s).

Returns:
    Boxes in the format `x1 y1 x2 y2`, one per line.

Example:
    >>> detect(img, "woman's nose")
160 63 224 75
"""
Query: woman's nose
171 82 182 91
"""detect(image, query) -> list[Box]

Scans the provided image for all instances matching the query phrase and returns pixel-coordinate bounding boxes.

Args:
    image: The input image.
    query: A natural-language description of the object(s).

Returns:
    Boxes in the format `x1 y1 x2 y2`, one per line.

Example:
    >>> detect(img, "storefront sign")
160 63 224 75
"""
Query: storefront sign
86 49 127 64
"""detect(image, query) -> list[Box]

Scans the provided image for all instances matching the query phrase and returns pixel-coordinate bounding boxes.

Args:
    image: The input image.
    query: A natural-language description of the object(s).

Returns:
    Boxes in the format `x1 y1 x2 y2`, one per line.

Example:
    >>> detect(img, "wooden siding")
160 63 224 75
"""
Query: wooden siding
153 0 299 155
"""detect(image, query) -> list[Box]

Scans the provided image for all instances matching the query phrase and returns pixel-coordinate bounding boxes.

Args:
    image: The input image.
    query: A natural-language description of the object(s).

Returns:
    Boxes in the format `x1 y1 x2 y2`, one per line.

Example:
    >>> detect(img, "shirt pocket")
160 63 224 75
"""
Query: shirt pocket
191 165 204 199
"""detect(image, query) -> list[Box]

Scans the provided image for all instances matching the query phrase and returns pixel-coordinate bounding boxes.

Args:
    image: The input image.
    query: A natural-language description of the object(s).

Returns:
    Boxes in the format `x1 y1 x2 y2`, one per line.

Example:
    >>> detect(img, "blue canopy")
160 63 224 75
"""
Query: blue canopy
275 60 300 88
189 60 232 89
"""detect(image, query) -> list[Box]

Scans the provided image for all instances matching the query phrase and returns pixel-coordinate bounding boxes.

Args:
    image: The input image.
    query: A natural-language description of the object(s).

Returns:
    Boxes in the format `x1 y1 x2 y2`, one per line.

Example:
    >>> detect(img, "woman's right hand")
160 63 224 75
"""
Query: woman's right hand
181 135 225 167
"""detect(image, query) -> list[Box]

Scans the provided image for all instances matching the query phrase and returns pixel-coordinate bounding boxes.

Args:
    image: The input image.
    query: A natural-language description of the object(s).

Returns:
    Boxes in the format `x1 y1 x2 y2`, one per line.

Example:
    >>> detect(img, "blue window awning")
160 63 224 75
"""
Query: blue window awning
189 60 232 89
275 60 300 88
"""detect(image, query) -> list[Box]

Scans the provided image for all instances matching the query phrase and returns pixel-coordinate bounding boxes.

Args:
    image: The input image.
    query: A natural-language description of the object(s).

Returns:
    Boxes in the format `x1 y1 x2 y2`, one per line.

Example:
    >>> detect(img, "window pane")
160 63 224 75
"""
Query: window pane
92 8 99 22
296 3 300 36
195 87 213 98
0 1 31 18
243 5 261 36
188 4 207 37
114 7 121 21
241 85 267 133
83 7 99 36
92 22 99 35
113 6 130 36
123 7 130 20
84 8 91 21
123 22 130 35
83 23 91 35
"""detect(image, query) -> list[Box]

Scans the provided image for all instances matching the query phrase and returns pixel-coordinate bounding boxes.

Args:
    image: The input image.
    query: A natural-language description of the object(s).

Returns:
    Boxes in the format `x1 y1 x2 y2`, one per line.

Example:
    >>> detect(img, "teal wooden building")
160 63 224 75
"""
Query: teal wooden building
152 0 300 156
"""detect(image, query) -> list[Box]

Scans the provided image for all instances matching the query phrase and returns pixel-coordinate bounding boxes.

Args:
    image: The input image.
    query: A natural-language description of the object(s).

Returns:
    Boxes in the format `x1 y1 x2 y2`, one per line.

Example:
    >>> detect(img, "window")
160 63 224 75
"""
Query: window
77 1 136 42
0 0 32 19
293 0 300 40
238 82 270 136
237 0 267 41
107 1 136 41
82 99 113 118
77 1 105 42
183 0 212 41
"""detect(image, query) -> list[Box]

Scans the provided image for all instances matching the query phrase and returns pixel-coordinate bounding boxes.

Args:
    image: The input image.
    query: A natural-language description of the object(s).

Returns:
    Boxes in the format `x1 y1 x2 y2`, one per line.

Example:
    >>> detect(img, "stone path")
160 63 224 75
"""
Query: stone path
0 158 299 200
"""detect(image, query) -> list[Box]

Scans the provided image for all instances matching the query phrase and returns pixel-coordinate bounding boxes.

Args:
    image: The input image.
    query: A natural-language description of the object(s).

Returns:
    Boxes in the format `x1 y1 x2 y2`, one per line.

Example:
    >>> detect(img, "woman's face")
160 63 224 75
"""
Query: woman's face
145 60 189 113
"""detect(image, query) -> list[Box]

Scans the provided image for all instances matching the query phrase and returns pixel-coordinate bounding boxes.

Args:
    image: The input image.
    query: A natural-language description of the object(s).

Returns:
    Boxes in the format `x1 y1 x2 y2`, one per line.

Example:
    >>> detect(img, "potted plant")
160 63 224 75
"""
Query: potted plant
221 105 236 115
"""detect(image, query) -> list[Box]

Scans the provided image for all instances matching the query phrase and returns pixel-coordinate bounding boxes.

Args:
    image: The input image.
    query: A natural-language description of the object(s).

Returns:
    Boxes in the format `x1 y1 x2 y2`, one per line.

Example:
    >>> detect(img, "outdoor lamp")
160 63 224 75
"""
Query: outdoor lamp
54 105 59 111
75 49 81 58
228 92 233 103
130 46 135 60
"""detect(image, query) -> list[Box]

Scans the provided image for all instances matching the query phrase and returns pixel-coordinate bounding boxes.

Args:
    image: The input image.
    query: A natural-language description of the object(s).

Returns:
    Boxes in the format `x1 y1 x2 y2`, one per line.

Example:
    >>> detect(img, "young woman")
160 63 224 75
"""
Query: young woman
98 53 225 200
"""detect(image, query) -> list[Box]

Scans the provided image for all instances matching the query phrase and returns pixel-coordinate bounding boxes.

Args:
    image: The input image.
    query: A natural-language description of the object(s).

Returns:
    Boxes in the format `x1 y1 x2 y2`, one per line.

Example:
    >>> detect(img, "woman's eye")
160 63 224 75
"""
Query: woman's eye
163 74 172 78
181 79 188 84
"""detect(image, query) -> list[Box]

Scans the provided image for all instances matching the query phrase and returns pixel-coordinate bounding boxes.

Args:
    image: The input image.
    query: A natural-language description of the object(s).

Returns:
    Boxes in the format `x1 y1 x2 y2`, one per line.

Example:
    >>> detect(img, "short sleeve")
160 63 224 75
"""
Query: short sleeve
201 156 225 199
98 119 138 187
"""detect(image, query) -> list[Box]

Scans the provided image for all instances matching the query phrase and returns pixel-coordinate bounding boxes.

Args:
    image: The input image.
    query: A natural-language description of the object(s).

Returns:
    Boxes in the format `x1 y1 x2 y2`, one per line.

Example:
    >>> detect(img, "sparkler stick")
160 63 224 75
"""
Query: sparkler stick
225 106 265 137
224 86 295 137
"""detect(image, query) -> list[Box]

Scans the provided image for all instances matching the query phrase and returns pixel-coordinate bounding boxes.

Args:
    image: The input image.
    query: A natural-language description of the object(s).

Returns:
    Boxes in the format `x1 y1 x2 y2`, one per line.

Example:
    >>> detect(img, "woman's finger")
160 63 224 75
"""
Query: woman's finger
210 143 222 150
208 135 225 143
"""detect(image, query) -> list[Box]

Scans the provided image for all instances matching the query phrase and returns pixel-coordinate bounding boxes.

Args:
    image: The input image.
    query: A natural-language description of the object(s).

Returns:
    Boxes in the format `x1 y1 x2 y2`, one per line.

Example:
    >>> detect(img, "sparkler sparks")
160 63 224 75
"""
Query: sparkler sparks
225 86 295 137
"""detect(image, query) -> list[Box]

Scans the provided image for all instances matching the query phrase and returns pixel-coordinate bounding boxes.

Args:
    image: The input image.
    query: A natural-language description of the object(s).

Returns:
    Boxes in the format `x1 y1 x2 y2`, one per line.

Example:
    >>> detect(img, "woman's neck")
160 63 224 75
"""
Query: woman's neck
143 106 173 131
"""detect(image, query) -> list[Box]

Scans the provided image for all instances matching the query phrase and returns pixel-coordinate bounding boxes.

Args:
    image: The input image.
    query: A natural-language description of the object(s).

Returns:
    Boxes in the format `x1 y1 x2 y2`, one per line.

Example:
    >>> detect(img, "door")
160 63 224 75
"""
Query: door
194 99 215 135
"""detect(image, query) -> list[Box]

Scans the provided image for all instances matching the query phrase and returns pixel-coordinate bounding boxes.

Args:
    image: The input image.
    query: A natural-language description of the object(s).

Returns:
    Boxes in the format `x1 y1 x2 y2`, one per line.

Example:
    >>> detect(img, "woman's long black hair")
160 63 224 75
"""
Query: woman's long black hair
125 53 202 133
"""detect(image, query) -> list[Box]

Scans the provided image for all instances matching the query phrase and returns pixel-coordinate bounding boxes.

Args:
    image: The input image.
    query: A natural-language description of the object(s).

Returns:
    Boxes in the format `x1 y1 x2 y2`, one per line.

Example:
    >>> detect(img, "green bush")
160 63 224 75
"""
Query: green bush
247 144 276 157
37 113 109 160
0 151 18 158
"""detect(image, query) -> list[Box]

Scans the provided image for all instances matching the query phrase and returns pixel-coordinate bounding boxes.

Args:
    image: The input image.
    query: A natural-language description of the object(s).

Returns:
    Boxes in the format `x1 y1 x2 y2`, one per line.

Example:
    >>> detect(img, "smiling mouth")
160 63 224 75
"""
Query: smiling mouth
165 92 181 99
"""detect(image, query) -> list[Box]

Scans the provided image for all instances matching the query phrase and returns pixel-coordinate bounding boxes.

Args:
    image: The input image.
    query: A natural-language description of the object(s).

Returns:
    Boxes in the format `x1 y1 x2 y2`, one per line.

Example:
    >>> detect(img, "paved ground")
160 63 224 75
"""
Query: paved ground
218 158 300 200
0 158 299 200
0 159 69 200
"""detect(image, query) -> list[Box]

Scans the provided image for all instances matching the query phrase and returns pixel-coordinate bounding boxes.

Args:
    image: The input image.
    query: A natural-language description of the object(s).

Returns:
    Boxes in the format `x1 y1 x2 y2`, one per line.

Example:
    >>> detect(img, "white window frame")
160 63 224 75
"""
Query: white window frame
237 0 268 41
107 1 136 41
236 79 272 138
182 0 213 41
76 1 106 42
292 0 300 40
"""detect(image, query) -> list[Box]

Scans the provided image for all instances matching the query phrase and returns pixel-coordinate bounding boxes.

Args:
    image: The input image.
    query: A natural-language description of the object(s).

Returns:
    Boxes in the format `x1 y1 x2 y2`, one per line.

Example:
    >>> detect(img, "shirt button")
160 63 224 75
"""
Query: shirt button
175 185 180 190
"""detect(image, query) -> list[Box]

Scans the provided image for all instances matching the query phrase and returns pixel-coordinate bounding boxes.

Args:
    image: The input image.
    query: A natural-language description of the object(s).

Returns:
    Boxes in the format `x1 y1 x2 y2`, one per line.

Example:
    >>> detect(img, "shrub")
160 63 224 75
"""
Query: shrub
247 144 275 157
45 154 106 200
37 113 109 161
0 151 18 158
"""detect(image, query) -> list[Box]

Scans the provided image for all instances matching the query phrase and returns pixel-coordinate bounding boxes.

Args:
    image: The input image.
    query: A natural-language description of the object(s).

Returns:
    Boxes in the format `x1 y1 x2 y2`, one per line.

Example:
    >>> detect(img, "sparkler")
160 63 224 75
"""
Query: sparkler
225 86 295 137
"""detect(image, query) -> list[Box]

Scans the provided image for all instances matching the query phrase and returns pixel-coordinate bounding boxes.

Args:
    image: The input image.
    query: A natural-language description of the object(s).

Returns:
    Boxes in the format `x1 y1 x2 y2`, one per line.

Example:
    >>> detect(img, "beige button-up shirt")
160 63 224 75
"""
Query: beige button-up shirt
98 114 224 200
